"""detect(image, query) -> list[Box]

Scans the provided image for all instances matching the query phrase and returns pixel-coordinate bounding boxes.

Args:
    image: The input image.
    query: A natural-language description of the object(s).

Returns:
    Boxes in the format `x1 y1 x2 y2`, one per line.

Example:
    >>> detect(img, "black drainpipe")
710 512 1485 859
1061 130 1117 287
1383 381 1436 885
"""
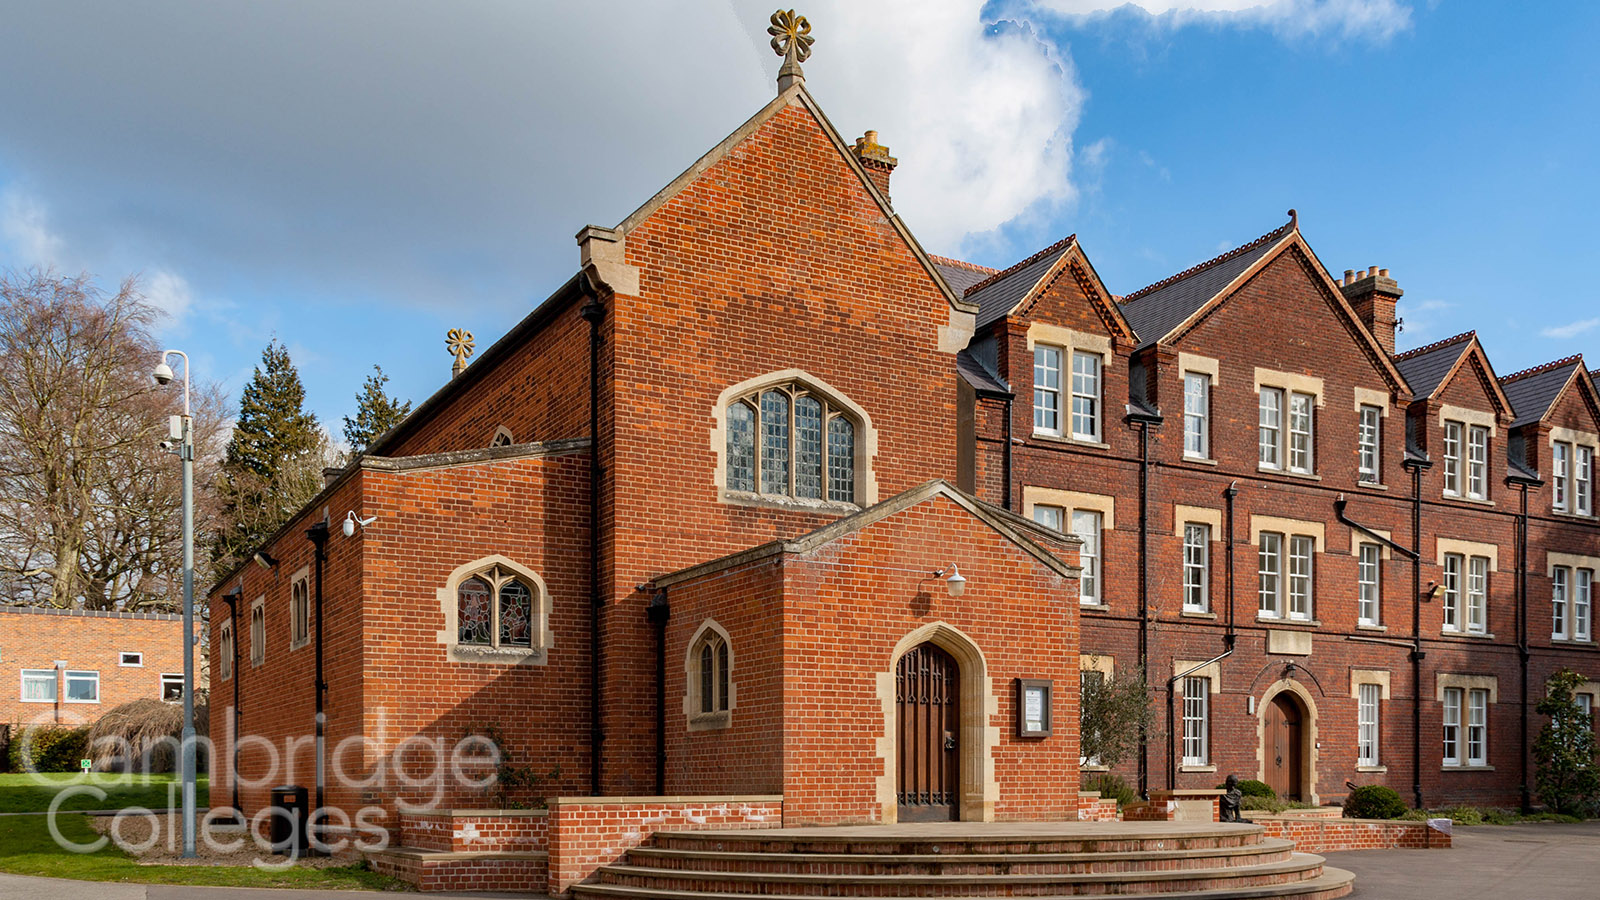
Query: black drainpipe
1224 481 1240 650
1508 475 1540 812
579 275 605 796
648 589 670 795
222 585 243 823
1003 395 1014 511
306 520 330 844
1334 489 1424 809
1125 406 1162 799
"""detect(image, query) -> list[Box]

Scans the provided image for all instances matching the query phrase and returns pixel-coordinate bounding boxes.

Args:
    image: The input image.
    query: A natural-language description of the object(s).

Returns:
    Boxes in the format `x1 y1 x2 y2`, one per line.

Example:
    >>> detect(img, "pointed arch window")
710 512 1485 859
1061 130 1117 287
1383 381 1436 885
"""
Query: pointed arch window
456 565 534 649
686 621 734 730
726 382 857 503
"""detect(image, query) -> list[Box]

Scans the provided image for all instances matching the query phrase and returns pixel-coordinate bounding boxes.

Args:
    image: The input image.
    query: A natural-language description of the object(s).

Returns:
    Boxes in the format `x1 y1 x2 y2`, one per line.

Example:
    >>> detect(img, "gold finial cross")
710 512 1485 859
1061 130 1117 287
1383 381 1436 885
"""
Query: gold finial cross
447 328 475 377
768 9 813 90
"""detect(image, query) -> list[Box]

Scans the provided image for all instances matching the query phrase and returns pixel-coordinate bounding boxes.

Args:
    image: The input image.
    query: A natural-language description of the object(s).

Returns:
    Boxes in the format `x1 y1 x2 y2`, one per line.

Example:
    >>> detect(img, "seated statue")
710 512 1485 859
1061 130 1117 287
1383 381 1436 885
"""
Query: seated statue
1220 774 1248 823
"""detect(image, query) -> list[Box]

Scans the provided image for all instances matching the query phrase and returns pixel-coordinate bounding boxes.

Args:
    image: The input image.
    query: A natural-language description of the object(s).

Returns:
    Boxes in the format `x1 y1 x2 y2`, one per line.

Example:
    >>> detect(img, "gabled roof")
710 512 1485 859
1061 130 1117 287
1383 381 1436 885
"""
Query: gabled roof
929 254 998 297
1502 355 1591 428
1118 220 1295 350
964 236 1077 329
1394 332 1475 400
652 480 1079 588
1113 214 1409 395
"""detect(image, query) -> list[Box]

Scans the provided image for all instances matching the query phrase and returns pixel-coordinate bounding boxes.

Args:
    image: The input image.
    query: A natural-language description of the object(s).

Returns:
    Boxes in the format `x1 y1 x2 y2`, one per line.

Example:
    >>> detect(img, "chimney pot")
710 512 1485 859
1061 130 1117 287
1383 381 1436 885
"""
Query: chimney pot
1368 265 1379 278
1345 269 1356 283
1379 268 1389 278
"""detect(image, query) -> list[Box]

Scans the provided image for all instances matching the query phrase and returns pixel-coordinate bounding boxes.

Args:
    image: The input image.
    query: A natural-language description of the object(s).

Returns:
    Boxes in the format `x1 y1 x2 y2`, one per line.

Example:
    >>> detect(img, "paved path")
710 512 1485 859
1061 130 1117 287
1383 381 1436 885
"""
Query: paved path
1327 820 1600 900
0 873 541 899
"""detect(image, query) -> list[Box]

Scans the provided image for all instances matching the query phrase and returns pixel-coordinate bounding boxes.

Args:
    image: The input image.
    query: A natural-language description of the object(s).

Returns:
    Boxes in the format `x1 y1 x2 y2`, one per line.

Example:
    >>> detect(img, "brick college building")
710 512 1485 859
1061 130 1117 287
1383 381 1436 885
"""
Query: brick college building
207 46 1599 842
2 605 187 726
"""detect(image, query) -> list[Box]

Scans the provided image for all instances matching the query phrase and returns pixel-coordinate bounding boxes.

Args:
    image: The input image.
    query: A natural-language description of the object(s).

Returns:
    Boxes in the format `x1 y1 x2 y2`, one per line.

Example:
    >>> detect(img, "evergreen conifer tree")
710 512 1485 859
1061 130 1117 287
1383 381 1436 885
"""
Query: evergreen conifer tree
342 365 412 454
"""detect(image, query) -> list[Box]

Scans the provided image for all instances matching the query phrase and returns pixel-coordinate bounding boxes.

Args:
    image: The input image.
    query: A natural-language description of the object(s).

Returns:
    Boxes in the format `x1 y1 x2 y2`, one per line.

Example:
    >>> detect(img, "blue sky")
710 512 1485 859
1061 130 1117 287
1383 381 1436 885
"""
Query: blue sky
1 1 1596 437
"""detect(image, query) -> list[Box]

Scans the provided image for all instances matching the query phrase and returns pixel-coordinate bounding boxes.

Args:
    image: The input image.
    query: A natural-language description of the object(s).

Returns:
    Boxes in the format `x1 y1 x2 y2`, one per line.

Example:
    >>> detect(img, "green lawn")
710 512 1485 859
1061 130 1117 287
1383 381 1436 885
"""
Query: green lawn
0 814 404 890
0 773 209 814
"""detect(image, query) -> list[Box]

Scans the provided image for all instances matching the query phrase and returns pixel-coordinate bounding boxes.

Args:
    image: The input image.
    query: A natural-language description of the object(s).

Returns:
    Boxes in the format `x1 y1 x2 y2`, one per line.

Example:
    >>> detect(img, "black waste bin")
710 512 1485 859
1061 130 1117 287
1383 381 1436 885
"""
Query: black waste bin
268 785 308 856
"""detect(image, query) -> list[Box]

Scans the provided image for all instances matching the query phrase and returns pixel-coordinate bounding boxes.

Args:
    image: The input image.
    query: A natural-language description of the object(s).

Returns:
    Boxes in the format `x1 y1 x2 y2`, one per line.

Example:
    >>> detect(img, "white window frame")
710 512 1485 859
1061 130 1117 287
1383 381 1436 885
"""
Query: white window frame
1288 534 1315 621
64 670 100 704
1183 523 1210 613
1442 421 1463 497
1578 446 1594 517
1032 504 1064 533
1466 425 1489 500
1467 555 1489 635
1358 682 1381 767
20 669 56 703
1442 687 1462 766
1258 532 1283 618
1183 372 1210 459
290 570 311 650
250 598 266 667
1033 345 1062 436
1358 543 1381 626
1259 388 1283 469
1070 350 1102 442
1287 391 1315 474
1578 569 1593 642
119 651 143 667
160 673 184 702
1554 441 1571 512
1442 553 1462 632
1073 510 1102 606
1182 676 1210 766
1358 404 1382 483
1554 565 1571 641
1466 688 1488 766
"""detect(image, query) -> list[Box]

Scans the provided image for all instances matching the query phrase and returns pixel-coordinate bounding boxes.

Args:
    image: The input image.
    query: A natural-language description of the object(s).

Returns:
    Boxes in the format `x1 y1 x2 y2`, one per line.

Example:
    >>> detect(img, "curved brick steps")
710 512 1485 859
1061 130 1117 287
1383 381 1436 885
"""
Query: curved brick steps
570 824 1352 900
623 837 1298 876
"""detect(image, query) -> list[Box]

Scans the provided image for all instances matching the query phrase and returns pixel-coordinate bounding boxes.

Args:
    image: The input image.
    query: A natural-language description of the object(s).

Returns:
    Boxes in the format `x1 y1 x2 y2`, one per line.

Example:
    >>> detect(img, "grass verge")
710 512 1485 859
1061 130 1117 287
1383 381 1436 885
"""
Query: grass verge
0 814 404 890
0 773 208 814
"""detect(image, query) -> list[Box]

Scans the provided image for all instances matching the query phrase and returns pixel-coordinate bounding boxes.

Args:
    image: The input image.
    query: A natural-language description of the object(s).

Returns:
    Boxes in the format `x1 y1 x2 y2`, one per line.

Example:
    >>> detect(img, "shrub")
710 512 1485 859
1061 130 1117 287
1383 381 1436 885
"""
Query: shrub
1082 772 1139 808
86 698 210 773
1343 785 1407 820
8 725 90 773
1079 661 1158 769
1534 668 1600 815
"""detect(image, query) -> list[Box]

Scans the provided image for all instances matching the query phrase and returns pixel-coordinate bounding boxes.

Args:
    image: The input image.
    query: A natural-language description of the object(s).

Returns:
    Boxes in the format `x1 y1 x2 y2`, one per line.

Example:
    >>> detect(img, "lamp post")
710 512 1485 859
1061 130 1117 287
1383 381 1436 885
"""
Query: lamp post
153 349 197 859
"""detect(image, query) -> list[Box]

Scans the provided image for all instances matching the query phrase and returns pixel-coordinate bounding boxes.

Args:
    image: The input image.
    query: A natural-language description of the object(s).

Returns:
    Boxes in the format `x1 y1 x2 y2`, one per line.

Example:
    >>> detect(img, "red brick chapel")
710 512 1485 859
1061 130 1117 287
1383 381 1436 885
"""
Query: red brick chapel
208 11 1600 860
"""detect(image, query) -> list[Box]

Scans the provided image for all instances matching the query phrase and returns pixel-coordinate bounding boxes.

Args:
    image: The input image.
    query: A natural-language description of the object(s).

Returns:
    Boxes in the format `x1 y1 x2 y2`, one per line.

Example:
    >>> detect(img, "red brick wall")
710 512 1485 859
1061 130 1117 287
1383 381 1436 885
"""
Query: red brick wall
1 607 186 727
546 796 783 895
1256 814 1450 850
399 811 548 853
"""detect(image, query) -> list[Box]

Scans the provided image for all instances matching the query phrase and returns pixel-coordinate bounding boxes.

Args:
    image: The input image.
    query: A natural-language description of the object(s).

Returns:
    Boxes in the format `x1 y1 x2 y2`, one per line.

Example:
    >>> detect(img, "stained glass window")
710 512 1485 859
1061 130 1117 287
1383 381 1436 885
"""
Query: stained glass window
795 396 823 499
727 402 755 492
499 580 533 647
828 417 854 503
458 577 493 645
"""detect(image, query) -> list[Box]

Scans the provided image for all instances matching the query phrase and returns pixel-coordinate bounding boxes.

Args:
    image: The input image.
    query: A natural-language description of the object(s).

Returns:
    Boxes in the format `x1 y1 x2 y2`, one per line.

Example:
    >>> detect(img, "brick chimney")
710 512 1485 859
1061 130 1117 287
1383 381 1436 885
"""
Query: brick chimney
1340 265 1403 356
851 130 897 203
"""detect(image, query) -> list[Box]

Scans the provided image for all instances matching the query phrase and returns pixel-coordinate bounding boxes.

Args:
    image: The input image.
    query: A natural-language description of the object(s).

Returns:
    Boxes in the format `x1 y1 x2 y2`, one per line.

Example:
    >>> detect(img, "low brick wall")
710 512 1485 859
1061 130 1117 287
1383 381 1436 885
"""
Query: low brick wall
547 795 784 896
1256 813 1451 850
399 809 549 853
1076 792 1119 822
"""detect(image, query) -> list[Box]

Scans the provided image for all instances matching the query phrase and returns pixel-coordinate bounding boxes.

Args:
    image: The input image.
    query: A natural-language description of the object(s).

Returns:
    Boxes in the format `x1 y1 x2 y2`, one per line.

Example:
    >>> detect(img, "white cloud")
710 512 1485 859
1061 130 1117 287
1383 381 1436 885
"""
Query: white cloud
1034 0 1414 41
1541 317 1600 340
1 189 65 268
142 268 194 324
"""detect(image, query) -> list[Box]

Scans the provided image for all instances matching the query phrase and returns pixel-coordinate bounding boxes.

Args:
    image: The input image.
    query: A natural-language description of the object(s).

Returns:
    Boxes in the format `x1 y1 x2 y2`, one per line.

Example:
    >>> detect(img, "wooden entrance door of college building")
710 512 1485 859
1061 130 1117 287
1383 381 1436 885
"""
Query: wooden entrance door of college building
896 642 960 822
1263 694 1304 800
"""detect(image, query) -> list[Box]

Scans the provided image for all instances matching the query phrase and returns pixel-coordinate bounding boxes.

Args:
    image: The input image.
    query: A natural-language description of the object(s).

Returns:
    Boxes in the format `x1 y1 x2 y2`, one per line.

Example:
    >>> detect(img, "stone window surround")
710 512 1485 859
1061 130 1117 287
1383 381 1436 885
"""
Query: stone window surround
1548 551 1599 643
1351 669 1390 772
490 425 515 447
433 554 551 666
685 618 735 732
1025 488 1116 532
1254 368 1322 477
1436 538 1499 572
218 621 233 682
1253 516 1324 624
1179 354 1219 462
1550 426 1598 518
710 369 879 512
1437 674 1496 770
289 565 311 651
249 596 266 668
1176 660 1222 769
1079 654 1113 771
1027 323 1112 447
1354 388 1389 486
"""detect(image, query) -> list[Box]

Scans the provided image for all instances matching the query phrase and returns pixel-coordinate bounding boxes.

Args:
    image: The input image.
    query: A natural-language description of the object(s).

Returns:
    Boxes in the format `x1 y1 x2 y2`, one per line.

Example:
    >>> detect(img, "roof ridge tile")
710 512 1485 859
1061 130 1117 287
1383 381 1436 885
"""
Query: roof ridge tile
927 254 998 275
1501 354 1584 383
1393 330 1475 361
961 235 1076 297
1123 219 1294 303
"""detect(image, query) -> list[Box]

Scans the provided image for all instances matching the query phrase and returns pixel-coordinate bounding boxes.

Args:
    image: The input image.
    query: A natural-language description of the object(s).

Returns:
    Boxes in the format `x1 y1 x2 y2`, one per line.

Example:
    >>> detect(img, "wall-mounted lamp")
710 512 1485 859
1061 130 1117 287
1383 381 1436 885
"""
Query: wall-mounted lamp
252 551 278 570
933 565 967 598
342 510 377 538
1423 581 1443 602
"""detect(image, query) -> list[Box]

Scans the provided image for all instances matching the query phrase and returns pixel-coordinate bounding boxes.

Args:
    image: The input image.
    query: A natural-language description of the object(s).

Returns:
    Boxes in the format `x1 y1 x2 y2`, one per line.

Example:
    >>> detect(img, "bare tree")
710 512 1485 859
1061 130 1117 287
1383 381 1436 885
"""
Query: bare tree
0 270 225 610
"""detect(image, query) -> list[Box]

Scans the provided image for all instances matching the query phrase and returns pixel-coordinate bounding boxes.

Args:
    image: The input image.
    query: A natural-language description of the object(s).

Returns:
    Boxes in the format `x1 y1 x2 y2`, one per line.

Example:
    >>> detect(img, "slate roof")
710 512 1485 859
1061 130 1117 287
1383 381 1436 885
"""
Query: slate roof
1393 332 1475 400
928 255 997 297
1501 356 1584 428
956 348 1011 396
962 236 1077 329
1117 221 1295 349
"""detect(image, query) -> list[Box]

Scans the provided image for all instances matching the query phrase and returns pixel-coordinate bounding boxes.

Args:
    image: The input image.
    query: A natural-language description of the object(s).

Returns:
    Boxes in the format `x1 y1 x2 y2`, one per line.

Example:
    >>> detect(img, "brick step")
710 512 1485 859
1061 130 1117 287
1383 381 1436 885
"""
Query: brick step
571 863 1354 900
365 845 548 893
651 824 1267 857
589 852 1325 897
626 837 1297 876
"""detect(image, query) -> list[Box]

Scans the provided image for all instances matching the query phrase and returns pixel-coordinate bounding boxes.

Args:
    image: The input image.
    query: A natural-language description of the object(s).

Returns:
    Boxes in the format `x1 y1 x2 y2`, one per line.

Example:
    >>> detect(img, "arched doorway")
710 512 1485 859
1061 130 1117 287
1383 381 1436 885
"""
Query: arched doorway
1262 693 1305 800
896 642 960 821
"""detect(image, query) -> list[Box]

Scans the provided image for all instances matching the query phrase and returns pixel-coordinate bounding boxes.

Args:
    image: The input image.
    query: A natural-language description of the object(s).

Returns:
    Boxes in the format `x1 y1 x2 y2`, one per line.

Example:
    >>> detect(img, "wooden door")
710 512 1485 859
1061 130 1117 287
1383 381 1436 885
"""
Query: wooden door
896 642 959 822
1263 694 1304 800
